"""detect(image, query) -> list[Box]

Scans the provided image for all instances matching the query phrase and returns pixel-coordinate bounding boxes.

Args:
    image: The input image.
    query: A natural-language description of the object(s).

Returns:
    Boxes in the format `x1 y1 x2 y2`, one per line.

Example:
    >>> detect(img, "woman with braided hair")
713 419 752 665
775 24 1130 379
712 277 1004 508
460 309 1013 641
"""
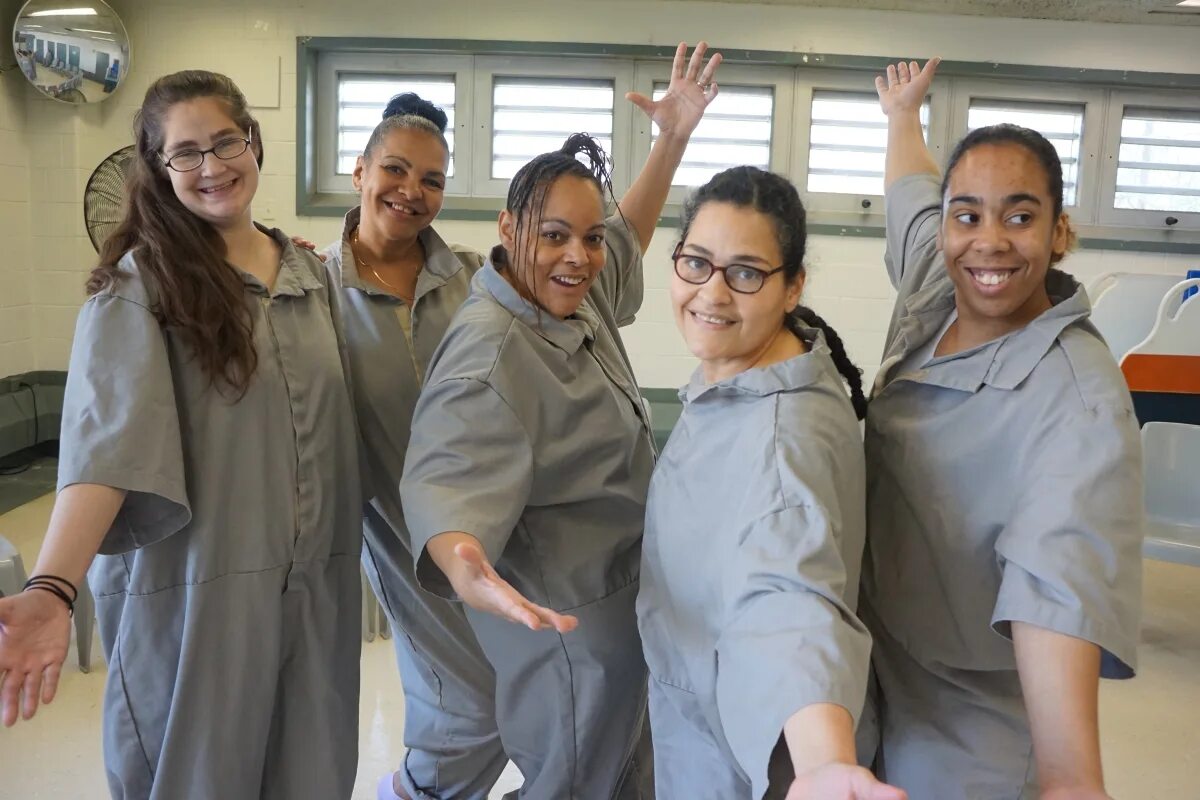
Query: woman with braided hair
636 166 901 800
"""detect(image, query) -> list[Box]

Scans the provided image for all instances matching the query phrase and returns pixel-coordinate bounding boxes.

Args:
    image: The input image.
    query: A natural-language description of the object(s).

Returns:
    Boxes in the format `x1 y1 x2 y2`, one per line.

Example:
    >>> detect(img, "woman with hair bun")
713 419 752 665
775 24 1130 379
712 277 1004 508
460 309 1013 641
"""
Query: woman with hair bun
322 92 505 800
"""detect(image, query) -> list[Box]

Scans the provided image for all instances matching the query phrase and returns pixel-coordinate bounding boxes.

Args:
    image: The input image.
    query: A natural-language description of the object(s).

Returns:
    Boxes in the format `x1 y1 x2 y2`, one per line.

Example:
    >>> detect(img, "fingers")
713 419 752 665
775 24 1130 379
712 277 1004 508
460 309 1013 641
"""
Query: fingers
897 61 911 83
624 91 655 117
696 49 722 87
40 662 61 706
874 75 887 99
670 41 687 80
684 41 708 81
886 63 898 88
705 81 719 104
1 666 22 727
922 57 942 79
21 668 41 721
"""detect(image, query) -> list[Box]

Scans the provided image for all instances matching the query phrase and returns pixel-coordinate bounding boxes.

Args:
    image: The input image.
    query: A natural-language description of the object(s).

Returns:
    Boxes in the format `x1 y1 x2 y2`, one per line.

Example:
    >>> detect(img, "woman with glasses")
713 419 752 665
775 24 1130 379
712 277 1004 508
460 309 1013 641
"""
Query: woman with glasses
636 167 904 800
0 70 363 800
399 42 721 799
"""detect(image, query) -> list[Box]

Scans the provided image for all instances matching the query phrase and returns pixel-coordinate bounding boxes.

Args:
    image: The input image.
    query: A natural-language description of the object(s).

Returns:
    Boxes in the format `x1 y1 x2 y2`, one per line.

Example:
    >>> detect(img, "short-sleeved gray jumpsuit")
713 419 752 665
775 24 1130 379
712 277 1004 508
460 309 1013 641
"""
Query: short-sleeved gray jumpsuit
860 174 1145 799
60 230 363 800
401 216 654 799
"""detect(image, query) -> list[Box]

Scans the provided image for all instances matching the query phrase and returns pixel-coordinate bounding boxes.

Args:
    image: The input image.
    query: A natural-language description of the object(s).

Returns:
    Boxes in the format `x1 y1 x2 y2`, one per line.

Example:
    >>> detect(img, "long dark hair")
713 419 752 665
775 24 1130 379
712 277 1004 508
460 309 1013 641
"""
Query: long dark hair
679 166 868 419
941 123 1077 263
490 133 616 311
89 70 264 396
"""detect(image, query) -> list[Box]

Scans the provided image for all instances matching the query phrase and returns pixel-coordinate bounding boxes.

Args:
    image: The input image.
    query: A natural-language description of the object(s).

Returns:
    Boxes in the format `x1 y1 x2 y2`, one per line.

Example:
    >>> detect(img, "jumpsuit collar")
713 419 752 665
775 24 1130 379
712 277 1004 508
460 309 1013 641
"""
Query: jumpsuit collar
683 327 833 404
242 225 324 298
479 261 597 355
885 268 1092 394
334 206 467 304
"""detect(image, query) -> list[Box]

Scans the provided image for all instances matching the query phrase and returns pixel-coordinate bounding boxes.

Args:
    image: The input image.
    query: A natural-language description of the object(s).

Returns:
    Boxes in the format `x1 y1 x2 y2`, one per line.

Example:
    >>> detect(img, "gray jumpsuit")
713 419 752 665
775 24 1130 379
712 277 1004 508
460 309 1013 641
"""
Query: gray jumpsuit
861 174 1144 799
323 208 509 800
59 230 363 800
401 216 654 800
638 334 872 800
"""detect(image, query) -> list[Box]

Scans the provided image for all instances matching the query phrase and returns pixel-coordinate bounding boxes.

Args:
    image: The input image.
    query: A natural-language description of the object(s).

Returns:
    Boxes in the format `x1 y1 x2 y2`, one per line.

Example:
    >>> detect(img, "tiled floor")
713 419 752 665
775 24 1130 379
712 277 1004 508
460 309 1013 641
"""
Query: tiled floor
2 491 1198 798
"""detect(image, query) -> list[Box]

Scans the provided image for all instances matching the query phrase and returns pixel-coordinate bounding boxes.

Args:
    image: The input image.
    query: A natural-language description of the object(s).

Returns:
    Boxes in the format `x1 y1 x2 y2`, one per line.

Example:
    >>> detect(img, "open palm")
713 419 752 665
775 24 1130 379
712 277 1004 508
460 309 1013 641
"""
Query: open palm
786 763 908 800
451 540 578 633
626 41 722 139
0 590 71 727
874 58 940 116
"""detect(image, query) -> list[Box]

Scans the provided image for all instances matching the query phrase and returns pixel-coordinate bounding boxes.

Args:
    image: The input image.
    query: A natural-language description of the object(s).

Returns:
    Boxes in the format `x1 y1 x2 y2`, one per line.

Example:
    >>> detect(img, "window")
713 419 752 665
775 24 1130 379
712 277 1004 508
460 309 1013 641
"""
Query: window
1114 107 1200 213
651 83 774 186
967 100 1084 206
337 74 457 176
490 77 614 180
806 91 929 196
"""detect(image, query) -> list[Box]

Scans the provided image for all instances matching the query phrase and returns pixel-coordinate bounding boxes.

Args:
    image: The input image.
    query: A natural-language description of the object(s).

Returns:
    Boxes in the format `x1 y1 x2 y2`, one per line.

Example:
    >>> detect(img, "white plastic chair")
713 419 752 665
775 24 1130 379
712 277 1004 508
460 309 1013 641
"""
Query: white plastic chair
1087 272 1184 362
1141 422 1200 567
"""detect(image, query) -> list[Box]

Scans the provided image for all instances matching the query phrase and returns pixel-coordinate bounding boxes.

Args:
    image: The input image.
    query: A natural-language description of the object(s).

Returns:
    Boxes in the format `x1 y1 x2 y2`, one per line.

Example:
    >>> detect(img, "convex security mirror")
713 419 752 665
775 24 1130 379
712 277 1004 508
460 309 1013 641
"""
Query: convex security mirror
12 0 130 104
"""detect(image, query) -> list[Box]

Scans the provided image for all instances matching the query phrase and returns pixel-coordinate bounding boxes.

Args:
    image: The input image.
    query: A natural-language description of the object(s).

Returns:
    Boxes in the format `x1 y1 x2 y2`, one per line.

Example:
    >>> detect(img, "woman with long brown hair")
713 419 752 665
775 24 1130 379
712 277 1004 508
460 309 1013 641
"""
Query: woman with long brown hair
0 70 363 800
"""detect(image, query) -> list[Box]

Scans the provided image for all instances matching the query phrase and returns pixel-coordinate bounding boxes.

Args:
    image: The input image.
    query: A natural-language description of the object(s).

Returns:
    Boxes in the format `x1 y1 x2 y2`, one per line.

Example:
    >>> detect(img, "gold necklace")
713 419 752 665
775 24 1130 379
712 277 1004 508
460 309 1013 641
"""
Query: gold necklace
352 227 412 300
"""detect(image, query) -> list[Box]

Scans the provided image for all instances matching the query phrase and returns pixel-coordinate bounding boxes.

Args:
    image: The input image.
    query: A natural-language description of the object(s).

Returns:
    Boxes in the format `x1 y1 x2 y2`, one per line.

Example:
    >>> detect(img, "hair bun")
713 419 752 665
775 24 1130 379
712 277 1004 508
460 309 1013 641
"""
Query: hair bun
382 92 449 132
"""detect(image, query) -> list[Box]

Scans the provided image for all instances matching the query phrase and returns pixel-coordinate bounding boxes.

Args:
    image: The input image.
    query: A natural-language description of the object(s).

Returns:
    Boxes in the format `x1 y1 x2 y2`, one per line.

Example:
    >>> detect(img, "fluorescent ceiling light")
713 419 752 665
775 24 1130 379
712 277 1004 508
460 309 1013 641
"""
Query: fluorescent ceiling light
67 27 112 33
1176 0 1200 6
28 7 97 16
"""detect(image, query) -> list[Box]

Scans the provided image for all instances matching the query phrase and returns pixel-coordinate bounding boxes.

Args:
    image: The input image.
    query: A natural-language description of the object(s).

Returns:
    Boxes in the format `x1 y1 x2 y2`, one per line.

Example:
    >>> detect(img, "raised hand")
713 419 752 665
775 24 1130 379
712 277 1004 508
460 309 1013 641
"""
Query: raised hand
786 762 908 800
450 539 578 633
874 58 940 117
626 41 722 140
0 589 72 727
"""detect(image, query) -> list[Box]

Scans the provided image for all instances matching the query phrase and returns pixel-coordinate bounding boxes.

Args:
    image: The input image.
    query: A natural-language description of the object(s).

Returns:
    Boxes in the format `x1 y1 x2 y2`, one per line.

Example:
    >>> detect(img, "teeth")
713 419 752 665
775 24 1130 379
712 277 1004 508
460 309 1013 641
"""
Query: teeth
553 275 584 286
693 311 732 325
973 270 1013 286
200 180 234 193
386 201 418 215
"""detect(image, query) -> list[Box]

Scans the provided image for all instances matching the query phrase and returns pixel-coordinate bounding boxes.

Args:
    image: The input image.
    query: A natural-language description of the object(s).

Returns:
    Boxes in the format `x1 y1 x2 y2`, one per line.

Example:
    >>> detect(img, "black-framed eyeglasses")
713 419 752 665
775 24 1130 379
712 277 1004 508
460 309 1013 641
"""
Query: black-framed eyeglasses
161 129 254 173
671 244 786 295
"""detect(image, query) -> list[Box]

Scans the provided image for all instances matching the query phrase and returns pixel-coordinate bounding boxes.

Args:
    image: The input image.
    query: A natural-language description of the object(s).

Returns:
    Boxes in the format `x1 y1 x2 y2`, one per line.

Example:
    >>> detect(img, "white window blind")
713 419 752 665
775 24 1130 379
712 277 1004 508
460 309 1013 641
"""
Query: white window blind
491 77 613 180
807 91 929 196
1114 107 1200 213
651 82 774 186
336 75 456 176
968 100 1084 206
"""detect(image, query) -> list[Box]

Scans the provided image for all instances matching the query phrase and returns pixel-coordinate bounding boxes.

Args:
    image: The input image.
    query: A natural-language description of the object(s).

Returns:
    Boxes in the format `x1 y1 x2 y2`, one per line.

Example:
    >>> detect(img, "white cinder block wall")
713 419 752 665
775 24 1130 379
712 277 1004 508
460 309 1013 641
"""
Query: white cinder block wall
4 0 1199 388
0 1 34 380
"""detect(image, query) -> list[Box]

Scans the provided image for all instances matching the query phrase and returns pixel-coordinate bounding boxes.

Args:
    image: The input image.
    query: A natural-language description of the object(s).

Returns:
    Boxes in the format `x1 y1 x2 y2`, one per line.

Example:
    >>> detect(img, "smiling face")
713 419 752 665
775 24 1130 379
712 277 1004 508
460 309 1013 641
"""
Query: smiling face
354 126 448 241
499 174 607 320
160 96 260 230
670 202 803 380
939 142 1069 331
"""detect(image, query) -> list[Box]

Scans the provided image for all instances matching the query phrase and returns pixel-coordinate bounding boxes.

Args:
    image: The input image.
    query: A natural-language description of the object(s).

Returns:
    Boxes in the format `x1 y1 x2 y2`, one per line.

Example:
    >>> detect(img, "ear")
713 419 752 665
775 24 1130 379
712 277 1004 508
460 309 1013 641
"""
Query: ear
936 225 945 253
498 209 516 253
352 156 366 193
1050 211 1071 263
785 274 805 311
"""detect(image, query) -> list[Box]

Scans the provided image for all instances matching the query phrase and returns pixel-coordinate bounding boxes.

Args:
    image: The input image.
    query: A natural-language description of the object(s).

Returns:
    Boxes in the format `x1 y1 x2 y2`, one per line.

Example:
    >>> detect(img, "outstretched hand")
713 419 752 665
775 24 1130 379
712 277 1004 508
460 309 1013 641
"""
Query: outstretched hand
0 590 71 727
626 41 722 139
449 539 578 633
874 58 940 117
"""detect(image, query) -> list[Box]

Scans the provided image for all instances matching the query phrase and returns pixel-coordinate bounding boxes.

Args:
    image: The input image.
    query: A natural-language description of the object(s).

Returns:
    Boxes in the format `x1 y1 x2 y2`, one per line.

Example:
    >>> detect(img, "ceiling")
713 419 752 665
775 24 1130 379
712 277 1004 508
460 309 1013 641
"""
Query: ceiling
658 0 1200 26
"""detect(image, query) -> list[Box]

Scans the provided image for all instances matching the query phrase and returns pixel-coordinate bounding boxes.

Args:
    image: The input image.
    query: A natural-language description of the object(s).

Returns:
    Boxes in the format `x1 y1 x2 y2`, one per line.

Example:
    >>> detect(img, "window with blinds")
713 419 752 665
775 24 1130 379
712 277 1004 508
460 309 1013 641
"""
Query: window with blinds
967 100 1084 207
651 83 774 186
807 91 929 196
1114 108 1200 214
336 75 456 176
491 77 614 180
